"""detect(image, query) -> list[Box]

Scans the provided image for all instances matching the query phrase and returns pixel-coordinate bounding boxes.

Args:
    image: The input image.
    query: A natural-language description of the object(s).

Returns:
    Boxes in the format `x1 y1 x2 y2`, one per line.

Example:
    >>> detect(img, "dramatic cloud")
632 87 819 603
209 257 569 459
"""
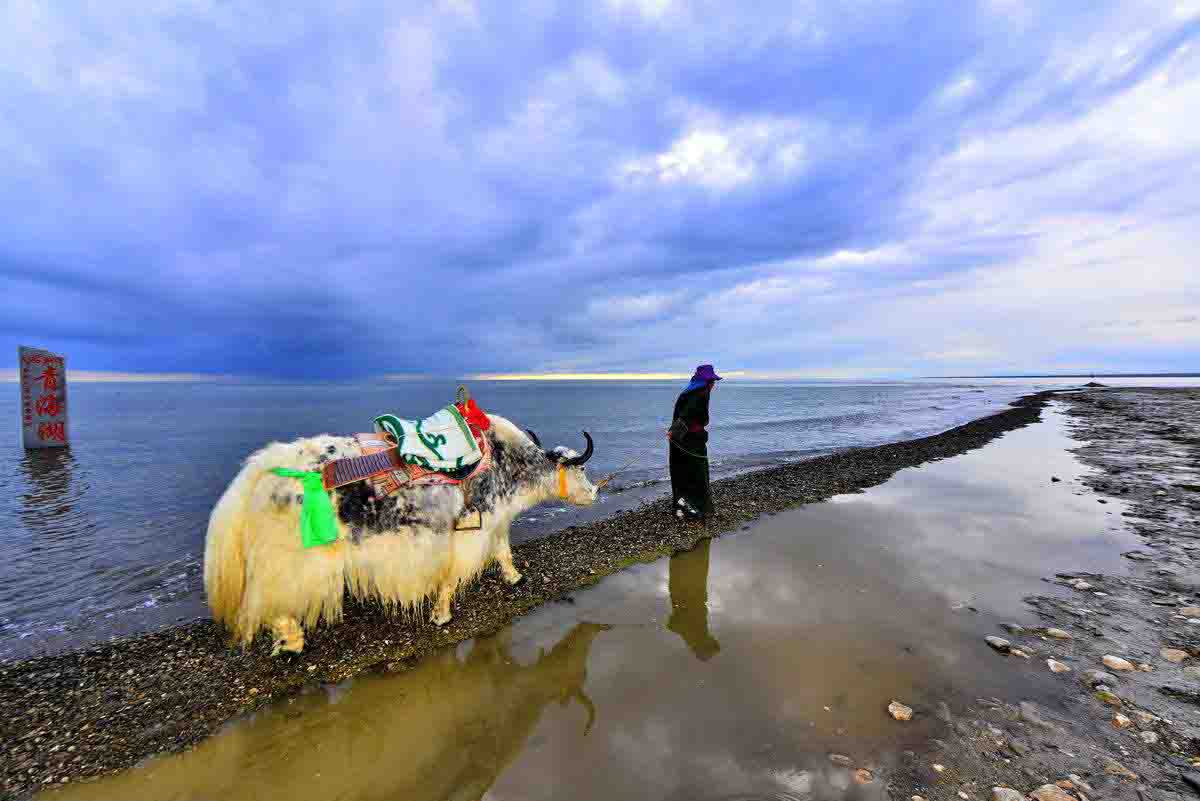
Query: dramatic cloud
1 0 1196 377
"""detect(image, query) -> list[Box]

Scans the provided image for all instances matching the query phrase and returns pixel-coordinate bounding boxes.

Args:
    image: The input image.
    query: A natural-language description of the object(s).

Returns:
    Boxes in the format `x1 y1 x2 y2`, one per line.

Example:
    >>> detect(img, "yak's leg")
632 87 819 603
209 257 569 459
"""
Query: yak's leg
432 583 454 626
270 615 305 656
496 534 523 586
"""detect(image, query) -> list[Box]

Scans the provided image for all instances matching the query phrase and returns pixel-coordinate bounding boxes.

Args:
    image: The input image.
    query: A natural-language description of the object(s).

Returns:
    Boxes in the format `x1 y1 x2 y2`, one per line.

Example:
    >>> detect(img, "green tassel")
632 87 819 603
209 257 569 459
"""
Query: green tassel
270 468 338 548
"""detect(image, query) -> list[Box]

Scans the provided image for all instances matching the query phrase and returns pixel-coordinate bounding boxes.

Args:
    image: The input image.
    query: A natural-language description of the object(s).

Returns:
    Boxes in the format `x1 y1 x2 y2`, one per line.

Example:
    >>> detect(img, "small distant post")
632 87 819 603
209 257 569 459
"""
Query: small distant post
19 346 69 449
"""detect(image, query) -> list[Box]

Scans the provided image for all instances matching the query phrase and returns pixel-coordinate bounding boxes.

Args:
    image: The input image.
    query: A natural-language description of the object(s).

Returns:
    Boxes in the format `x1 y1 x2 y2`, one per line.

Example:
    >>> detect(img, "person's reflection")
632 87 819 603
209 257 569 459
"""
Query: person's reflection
667 537 721 660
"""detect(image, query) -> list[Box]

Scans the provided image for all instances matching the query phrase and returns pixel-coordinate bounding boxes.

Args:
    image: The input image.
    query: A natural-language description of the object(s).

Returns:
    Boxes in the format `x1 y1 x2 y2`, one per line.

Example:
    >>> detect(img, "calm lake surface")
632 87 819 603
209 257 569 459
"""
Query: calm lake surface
0 376 1187 656
43 404 1142 801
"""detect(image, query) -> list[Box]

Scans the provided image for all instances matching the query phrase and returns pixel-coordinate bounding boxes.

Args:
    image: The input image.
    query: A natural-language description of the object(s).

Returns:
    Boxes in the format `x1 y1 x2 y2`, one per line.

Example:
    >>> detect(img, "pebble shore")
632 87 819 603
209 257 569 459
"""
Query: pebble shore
890 388 1200 801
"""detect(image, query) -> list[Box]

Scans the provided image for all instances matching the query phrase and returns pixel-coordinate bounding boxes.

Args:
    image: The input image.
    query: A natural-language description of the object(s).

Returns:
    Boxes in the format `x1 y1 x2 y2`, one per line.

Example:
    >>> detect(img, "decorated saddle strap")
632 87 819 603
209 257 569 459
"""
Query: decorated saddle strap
406 434 493 487
320 428 494 497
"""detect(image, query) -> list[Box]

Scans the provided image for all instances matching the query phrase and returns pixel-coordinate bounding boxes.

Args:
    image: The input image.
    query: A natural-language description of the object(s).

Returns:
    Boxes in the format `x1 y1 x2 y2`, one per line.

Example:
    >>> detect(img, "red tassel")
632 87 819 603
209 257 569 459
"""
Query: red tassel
456 399 491 433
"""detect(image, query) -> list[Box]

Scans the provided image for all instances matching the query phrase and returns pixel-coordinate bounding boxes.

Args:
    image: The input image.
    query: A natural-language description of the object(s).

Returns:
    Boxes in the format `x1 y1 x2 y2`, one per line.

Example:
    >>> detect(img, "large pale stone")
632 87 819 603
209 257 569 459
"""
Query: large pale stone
888 700 913 721
1159 647 1187 663
1031 784 1073 801
1103 655 1135 671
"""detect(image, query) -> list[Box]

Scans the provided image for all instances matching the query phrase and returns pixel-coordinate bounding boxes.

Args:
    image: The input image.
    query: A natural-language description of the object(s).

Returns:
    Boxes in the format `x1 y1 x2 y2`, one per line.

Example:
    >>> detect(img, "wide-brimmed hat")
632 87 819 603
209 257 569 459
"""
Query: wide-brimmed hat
682 364 722 393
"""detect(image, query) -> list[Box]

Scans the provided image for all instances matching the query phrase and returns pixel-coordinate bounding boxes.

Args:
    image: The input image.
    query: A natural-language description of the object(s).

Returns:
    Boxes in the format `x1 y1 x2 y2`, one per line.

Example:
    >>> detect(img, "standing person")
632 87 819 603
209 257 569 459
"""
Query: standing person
667 364 721 521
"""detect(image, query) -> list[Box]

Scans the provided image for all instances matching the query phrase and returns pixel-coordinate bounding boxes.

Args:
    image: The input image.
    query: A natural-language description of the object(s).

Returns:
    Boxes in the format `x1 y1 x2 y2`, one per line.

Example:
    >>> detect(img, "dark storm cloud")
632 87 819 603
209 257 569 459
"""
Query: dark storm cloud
1 1 1197 378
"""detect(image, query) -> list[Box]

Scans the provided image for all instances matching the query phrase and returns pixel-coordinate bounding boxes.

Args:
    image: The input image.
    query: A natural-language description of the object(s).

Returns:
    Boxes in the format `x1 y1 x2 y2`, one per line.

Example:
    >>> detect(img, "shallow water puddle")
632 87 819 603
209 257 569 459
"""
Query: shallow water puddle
47 405 1140 801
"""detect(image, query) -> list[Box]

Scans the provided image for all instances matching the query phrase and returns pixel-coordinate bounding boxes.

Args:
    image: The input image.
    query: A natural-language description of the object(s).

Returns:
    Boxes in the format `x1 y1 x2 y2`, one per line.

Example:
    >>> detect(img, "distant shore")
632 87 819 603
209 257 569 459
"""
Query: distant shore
0 390 1061 797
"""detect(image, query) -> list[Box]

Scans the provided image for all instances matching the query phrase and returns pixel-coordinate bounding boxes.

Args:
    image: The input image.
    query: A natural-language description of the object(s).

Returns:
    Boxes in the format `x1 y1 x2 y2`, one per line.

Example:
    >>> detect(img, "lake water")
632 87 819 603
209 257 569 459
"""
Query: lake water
0 376 1186 656
42 403 1143 801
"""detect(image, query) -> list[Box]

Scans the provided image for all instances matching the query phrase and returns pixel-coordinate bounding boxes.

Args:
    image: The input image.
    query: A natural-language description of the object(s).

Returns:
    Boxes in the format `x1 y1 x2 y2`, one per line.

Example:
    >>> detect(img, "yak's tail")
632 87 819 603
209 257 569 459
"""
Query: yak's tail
203 446 279 642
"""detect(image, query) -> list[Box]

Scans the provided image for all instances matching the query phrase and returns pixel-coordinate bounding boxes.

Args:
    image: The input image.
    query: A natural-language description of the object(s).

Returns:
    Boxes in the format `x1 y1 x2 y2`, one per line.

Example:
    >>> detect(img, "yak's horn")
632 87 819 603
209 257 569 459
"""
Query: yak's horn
528 430 562 462
561 432 593 466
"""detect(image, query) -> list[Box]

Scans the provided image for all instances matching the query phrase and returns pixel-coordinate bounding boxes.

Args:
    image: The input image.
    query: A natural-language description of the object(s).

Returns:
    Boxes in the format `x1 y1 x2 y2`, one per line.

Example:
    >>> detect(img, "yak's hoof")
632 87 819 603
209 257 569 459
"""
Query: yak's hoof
271 637 304 657
271 635 305 657
432 610 453 626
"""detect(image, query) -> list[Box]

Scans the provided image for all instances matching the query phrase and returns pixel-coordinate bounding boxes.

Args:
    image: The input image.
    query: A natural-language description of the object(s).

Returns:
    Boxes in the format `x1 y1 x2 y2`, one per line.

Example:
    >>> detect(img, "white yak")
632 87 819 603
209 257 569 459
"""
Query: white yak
203 415 597 654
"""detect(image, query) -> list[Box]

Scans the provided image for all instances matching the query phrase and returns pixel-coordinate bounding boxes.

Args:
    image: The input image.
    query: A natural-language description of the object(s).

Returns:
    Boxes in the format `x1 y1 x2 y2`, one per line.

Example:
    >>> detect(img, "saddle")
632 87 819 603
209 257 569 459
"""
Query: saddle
319 392 493 530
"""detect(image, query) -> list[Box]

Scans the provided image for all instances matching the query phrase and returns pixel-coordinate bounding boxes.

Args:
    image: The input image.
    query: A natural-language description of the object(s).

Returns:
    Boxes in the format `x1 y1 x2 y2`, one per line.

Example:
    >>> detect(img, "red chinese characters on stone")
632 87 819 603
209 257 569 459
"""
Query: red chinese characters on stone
35 394 64 417
38 421 67 442
35 364 60 392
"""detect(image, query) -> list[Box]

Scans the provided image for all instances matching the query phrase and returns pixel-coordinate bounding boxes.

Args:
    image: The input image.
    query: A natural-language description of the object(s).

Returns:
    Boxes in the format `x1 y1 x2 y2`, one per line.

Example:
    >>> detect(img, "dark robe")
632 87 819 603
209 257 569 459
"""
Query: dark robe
669 385 713 518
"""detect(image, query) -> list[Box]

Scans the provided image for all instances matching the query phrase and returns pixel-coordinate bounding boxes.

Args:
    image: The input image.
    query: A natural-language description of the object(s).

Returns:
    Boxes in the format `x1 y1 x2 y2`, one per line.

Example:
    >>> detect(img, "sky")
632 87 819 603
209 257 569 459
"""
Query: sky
1 1 1197 379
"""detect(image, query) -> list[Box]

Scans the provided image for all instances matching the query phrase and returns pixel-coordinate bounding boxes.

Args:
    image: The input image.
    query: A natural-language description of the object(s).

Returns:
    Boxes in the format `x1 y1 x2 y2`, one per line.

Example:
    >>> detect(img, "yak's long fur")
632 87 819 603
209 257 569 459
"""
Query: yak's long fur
203 415 596 649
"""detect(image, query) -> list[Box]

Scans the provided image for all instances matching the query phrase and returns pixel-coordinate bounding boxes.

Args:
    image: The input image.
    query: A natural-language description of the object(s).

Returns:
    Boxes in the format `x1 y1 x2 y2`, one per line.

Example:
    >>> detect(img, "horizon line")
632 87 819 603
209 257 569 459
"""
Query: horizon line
463 371 753 381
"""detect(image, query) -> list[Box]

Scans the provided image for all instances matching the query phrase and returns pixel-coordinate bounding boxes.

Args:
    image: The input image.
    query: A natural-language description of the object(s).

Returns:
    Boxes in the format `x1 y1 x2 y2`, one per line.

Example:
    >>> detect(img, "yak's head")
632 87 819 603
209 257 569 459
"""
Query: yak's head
525 429 598 506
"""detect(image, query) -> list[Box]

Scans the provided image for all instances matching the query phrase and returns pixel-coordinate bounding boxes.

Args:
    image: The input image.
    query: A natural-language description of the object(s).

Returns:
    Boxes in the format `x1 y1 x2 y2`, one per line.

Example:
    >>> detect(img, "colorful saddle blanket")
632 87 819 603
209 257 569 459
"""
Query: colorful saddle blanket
320 399 493 494
374 405 481 473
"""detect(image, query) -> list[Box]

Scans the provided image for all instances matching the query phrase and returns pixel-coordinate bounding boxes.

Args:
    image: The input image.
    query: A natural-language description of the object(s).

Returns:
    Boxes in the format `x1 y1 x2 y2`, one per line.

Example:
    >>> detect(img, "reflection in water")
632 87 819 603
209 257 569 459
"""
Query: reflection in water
18 447 82 530
668 538 720 661
47 623 608 801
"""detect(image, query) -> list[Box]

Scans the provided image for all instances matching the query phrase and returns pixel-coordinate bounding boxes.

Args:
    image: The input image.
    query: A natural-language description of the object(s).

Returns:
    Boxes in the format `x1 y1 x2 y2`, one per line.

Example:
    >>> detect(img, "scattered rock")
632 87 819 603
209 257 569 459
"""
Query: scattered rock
1180 606 1200 617
1103 758 1138 780
1095 690 1123 706
1000 623 1027 635
1131 710 1159 725
854 769 874 784
1047 659 1071 673
1140 731 1160 745
986 636 1012 652
1124 551 1152 561
933 764 946 773
1069 579 1094 590
1161 648 1189 663
1081 669 1119 688
1045 628 1072 640
1051 476 1061 482
1103 655 1136 671
1031 783 1073 801
1067 775 1094 795
888 700 914 721
992 789 1023 801
1183 666 1200 681
829 754 855 767
1010 648 1031 659
1019 701 1057 730
1113 713 1133 728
